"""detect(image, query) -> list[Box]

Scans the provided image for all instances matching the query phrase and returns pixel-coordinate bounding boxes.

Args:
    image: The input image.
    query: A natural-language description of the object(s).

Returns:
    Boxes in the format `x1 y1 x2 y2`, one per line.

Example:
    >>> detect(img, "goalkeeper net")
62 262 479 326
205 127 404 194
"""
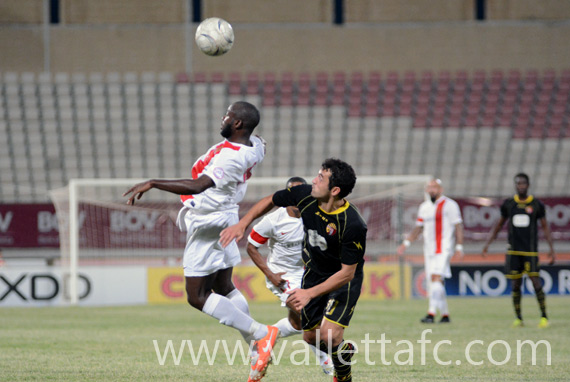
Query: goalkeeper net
49 175 430 303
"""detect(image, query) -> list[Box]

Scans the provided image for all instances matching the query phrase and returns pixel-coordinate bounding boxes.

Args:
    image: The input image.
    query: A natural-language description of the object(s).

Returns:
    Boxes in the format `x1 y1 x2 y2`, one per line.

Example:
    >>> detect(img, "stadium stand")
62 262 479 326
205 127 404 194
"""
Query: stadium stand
1 69 569 202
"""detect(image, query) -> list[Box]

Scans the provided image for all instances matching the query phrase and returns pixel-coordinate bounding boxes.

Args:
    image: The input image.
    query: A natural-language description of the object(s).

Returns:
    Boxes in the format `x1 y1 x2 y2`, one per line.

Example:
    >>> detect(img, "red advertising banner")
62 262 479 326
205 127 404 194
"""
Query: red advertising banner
1 197 569 248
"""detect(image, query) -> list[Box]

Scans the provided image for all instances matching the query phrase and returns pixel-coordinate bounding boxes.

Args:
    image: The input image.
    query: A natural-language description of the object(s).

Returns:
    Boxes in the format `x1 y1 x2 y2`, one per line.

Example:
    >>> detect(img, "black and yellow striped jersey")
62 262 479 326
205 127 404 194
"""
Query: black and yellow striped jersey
272 184 367 277
500 194 545 255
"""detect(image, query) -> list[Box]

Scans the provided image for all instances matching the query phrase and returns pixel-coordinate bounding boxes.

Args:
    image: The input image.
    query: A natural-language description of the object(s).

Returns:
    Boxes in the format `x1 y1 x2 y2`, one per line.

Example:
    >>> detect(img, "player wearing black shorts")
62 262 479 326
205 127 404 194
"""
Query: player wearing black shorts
483 173 555 328
221 158 367 382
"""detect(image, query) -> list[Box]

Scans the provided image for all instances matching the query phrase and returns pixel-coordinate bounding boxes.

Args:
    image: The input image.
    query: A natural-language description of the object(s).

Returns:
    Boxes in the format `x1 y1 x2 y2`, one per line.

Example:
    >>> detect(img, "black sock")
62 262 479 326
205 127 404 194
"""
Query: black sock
535 287 547 319
320 340 354 382
512 290 522 320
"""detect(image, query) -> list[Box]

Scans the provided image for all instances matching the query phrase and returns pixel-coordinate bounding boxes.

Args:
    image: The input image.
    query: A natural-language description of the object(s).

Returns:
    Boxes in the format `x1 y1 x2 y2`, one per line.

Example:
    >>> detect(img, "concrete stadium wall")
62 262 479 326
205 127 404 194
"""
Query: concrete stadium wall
3 0 570 25
345 0 474 22
487 0 570 20
1 22 568 74
204 0 333 23
61 0 186 24
0 0 43 24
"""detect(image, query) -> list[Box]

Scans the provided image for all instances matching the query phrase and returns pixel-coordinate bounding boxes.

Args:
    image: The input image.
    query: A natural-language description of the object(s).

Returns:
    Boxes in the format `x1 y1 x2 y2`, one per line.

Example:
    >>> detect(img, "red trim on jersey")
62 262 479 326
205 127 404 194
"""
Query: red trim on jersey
417 217 424 223
181 141 241 202
435 199 446 254
249 229 269 245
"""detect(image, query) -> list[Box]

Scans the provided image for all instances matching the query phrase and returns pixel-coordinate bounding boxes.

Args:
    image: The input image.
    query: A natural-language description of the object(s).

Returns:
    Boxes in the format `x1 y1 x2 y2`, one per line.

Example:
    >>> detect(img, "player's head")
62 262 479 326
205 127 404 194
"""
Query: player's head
426 178 443 203
221 101 260 138
286 176 307 189
514 173 530 196
312 158 356 200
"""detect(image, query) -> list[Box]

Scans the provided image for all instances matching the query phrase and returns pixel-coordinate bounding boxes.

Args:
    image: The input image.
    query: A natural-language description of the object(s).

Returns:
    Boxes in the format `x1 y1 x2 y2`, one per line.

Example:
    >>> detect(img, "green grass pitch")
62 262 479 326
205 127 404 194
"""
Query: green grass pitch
1 297 568 381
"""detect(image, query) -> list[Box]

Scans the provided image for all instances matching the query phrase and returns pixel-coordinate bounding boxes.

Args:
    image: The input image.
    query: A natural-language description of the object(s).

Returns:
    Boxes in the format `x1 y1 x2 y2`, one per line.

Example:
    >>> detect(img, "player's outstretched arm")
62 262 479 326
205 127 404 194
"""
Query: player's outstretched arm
123 176 214 205
219 194 275 247
482 216 506 256
247 243 286 289
287 263 357 313
540 217 556 265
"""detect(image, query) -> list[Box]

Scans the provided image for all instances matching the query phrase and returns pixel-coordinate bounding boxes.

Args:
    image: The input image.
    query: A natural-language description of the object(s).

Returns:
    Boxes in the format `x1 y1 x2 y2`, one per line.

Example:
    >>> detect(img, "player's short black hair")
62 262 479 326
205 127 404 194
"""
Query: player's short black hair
322 158 356 199
232 101 260 131
514 172 530 184
286 177 307 188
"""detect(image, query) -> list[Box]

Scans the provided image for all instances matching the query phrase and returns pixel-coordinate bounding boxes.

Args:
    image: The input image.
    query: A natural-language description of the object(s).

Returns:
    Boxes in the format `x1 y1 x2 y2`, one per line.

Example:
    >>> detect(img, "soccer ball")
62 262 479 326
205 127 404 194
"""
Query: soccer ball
195 17 234 56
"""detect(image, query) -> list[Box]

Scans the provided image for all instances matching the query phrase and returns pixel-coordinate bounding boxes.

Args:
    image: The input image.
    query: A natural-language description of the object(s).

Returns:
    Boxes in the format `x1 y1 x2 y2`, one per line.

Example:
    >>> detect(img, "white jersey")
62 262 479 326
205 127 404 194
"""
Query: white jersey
416 195 463 257
180 136 265 213
248 207 305 274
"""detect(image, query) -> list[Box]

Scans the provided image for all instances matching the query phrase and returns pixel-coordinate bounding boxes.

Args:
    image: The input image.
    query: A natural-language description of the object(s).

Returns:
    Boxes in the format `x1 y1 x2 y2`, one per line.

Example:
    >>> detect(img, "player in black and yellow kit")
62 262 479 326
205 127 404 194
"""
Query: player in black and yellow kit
483 173 555 328
221 158 367 382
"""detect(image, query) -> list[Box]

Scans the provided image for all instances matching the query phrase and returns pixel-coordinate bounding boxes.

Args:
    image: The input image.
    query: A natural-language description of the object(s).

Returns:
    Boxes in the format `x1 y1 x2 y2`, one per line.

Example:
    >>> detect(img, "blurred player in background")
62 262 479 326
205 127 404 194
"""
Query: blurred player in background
246 176 333 376
221 158 367 382
123 101 278 381
397 178 464 323
482 173 555 328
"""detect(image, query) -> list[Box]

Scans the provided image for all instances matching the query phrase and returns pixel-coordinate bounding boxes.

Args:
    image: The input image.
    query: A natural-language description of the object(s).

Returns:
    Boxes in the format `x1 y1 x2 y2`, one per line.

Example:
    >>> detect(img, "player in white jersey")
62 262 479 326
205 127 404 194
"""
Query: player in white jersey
247 177 334 376
397 178 464 323
123 102 278 381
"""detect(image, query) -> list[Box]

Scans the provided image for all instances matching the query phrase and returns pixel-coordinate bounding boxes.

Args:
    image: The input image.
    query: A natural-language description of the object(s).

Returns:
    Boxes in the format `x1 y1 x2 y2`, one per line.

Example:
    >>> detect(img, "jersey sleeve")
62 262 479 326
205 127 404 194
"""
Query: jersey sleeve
536 200 546 219
272 184 312 207
201 149 244 189
248 213 275 247
448 200 463 225
416 204 425 227
340 224 367 266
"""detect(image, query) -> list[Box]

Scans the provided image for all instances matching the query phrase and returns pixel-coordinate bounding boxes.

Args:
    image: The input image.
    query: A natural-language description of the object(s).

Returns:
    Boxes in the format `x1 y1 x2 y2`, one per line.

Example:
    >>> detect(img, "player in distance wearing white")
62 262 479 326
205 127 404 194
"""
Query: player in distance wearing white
247 177 334 376
123 102 277 381
397 178 464 323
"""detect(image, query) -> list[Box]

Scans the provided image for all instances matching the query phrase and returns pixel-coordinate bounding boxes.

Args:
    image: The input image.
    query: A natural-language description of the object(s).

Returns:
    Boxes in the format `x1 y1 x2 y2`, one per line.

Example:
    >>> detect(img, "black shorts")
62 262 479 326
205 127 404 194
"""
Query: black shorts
300 267 363 331
505 254 539 279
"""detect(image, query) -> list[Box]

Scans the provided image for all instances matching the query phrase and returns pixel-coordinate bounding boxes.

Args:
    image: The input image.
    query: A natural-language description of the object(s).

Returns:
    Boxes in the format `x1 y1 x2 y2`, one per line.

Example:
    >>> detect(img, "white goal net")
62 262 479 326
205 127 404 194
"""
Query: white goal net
50 175 430 303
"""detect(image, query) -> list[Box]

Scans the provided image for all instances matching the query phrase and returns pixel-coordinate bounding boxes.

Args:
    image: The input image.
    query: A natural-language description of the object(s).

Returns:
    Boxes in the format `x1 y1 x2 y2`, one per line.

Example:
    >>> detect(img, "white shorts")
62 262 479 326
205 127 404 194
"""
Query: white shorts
425 252 452 279
265 267 304 307
178 207 241 277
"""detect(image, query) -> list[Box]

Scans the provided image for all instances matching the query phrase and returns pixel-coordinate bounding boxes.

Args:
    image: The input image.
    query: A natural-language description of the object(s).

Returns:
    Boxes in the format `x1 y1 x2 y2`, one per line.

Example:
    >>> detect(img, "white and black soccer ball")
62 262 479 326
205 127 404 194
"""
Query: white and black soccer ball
195 17 234 56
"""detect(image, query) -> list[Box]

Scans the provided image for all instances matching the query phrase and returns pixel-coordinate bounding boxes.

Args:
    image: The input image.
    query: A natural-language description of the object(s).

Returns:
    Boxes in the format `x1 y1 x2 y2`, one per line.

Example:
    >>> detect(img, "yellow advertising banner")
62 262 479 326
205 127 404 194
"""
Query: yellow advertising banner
147 263 411 304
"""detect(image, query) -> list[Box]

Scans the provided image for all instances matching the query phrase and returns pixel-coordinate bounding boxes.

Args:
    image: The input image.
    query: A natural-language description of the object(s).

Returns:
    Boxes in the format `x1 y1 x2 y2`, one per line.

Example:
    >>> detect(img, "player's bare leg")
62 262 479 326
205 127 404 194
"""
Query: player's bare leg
529 275 549 328
186 271 278 381
184 271 274 344
305 320 354 382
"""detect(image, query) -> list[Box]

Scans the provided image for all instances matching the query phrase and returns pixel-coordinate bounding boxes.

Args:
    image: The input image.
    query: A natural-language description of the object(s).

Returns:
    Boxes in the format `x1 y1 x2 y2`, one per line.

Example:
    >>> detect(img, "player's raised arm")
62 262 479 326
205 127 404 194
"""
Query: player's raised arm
123 176 215 205
219 194 276 247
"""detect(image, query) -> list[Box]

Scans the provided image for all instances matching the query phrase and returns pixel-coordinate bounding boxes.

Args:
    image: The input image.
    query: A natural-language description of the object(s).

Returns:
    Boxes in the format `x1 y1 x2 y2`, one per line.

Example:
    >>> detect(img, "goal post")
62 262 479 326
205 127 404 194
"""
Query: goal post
50 175 431 304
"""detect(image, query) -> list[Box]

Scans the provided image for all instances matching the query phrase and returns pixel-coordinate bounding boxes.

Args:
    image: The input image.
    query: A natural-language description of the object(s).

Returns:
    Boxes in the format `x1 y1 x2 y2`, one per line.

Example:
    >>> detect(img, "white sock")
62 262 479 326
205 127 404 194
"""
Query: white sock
308 344 330 365
273 317 302 338
431 281 447 316
226 289 254 343
433 281 449 316
202 293 268 340
428 281 438 315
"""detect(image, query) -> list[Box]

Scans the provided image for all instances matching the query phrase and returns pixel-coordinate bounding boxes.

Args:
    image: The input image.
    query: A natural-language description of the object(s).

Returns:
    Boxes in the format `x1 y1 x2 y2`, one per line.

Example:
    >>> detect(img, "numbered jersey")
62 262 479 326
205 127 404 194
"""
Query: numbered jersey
272 185 367 277
500 195 545 255
180 136 265 213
